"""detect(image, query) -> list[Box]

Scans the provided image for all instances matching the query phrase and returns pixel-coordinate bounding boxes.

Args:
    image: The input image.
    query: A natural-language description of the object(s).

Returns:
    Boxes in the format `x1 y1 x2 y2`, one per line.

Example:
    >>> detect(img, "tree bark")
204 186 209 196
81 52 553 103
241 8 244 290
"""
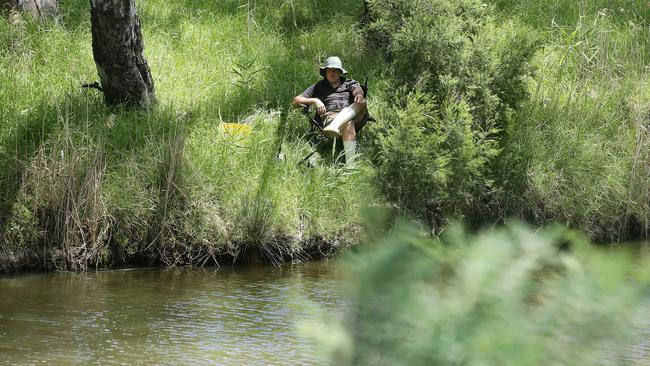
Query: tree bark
1 0 58 19
90 0 155 107
361 0 371 24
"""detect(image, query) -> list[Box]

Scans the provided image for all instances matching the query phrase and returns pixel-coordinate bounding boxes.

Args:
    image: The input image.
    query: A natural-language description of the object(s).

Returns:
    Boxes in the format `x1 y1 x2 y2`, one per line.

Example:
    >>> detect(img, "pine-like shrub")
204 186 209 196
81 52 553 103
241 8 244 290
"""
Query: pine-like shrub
364 0 537 223
366 0 537 130
369 89 499 224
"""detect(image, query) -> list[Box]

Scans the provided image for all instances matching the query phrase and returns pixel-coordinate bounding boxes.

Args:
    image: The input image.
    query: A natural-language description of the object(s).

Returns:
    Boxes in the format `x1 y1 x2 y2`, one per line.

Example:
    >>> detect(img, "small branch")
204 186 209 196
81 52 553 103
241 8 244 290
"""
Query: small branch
81 82 103 92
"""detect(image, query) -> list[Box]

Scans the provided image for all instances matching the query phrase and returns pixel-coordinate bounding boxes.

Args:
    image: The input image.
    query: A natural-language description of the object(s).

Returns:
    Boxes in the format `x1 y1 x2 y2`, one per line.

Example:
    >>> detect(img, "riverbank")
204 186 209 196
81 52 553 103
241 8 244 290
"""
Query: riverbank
0 0 380 272
1 0 648 272
0 100 369 272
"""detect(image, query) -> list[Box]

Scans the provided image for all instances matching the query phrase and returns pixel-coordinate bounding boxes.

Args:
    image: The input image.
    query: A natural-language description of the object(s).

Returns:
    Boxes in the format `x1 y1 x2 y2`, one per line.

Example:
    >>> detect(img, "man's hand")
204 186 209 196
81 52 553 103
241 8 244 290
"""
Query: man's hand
354 93 366 105
314 99 326 115
293 95 326 115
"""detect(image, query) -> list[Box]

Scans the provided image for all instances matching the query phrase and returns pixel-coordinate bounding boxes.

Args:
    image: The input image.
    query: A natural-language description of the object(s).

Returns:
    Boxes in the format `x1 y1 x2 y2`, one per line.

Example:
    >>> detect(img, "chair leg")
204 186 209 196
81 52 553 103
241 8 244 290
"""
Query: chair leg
298 139 326 166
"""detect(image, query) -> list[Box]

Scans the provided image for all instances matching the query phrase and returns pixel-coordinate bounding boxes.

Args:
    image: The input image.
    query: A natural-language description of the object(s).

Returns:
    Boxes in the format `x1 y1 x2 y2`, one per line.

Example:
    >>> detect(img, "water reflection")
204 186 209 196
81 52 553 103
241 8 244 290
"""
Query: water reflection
0 262 345 365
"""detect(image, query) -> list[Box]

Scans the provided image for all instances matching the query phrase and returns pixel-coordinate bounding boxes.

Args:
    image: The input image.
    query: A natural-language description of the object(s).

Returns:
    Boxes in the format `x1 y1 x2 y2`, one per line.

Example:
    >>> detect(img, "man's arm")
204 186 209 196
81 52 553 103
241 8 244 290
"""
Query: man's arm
292 95 326 115
351 85 366 105
292 95 318 107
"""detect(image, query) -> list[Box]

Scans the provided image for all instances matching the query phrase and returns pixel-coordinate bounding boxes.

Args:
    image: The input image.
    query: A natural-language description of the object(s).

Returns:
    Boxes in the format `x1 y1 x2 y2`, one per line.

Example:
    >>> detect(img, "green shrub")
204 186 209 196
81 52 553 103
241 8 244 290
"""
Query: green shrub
363 0 538 224
369 89 499 224
366 0 538 131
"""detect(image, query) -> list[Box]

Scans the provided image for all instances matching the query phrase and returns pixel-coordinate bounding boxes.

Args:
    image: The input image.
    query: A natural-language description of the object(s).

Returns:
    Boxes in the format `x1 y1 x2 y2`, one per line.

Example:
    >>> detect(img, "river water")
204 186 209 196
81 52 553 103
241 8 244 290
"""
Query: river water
0 262 345 366
1 260 649 365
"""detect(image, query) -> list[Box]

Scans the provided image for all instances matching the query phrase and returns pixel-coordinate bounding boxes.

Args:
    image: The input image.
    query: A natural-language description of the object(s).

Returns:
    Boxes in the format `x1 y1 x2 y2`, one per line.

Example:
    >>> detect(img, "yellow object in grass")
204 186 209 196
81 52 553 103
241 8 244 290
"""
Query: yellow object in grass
222 123 252 137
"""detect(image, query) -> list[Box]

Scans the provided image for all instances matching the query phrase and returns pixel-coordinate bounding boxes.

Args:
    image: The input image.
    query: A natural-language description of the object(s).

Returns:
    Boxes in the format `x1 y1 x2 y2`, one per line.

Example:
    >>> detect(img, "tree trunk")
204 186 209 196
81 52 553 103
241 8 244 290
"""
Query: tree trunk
361 0 371 24
90 0 155 107
1 0 58 19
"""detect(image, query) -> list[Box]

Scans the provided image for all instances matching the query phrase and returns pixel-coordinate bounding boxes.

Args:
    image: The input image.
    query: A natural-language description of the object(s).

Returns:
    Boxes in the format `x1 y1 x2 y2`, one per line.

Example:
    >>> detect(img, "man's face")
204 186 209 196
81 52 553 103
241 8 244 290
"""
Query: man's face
325 68 342 84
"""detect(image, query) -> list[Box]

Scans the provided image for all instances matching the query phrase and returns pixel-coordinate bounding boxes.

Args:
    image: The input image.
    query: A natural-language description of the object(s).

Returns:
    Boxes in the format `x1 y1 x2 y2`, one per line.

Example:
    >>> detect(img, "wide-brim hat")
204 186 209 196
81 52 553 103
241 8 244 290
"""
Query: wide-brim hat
319 56 347 77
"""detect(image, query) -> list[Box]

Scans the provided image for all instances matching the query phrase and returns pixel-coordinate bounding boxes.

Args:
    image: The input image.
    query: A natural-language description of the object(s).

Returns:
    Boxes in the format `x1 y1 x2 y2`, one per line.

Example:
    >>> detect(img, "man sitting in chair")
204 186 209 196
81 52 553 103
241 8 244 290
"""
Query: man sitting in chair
292 56 367 165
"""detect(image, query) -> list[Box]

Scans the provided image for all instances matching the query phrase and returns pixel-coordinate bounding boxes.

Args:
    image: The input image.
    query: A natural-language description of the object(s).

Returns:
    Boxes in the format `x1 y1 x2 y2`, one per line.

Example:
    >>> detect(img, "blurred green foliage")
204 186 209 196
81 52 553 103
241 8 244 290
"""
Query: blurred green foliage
313 223 650 365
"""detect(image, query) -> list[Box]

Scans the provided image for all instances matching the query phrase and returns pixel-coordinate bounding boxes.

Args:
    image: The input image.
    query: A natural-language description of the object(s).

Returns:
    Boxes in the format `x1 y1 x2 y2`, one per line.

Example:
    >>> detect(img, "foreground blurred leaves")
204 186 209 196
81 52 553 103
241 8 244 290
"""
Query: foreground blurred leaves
309 222 650 365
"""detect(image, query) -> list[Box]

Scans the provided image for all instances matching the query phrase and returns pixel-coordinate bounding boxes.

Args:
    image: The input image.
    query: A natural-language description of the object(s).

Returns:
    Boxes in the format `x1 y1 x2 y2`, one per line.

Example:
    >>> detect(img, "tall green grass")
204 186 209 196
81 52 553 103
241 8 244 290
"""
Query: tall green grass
493 0 649 241
0 0 379 271
492 0 649 29
1 0 647 271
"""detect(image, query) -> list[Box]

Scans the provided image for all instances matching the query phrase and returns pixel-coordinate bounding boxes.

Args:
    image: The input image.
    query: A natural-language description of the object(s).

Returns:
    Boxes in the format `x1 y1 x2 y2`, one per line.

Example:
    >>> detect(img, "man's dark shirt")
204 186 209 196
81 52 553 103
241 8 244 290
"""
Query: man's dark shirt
299 77 362 114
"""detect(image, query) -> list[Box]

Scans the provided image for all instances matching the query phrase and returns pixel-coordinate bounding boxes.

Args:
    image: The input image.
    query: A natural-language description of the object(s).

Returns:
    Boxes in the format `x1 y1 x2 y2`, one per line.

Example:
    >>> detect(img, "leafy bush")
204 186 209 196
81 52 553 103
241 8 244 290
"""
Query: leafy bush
366 0 538 131
369 89 499 223
363 0 538 223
